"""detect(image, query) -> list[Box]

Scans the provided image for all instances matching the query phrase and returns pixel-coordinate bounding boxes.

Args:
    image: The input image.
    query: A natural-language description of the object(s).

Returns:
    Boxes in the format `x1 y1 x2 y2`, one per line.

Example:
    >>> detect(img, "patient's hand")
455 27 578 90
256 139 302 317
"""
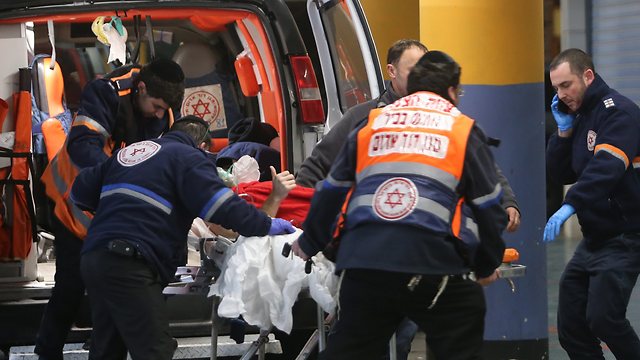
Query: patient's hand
271 166 296 201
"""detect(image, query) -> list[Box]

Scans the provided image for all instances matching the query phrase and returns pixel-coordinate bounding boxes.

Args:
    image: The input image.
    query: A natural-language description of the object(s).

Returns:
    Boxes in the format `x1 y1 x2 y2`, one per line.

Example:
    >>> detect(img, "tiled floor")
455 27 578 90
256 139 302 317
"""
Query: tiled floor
408 217 640 360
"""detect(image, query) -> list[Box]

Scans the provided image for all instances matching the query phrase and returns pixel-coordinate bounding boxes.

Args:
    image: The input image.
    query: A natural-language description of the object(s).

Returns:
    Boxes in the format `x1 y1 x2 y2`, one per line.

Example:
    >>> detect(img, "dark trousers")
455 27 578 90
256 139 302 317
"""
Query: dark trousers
35 218 85 360
320 269 486 360
558 234 640 359
80 249 176 360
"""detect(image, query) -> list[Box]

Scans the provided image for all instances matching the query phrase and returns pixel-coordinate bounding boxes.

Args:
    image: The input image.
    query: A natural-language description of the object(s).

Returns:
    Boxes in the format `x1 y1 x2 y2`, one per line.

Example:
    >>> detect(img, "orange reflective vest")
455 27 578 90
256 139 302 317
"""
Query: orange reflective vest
40 67 176 239
347 91 474 235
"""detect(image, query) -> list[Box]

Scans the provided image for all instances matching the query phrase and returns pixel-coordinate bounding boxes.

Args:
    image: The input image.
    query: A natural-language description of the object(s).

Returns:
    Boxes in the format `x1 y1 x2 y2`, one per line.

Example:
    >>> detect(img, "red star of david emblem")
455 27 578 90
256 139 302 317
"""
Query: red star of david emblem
384 189 405 208
191 99 212 118
130 148 146 156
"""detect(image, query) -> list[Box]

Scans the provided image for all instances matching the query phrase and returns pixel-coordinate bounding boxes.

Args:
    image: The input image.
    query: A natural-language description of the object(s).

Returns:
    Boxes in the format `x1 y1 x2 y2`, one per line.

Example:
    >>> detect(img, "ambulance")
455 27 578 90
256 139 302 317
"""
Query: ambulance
0 0 384 354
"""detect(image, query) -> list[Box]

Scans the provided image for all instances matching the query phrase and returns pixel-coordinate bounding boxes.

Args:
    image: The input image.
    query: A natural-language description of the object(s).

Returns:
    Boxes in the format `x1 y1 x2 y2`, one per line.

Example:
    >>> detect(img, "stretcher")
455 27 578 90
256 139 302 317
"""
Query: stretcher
164 235 329 360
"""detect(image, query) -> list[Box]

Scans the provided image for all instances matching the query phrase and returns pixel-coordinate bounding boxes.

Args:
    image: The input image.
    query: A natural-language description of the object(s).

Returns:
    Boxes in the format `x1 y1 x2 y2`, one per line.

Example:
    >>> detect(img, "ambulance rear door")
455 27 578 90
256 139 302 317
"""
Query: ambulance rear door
305 0 384 130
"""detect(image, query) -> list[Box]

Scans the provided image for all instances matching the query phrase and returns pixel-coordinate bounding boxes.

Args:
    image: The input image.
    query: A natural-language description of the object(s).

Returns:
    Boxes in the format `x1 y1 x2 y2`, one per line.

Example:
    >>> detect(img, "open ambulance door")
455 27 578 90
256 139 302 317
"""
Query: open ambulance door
306 0 384 130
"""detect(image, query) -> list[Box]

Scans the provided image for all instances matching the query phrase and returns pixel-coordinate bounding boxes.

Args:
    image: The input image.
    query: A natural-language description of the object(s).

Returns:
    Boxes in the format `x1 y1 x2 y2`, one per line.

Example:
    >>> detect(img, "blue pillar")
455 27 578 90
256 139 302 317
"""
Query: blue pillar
420 1 547 358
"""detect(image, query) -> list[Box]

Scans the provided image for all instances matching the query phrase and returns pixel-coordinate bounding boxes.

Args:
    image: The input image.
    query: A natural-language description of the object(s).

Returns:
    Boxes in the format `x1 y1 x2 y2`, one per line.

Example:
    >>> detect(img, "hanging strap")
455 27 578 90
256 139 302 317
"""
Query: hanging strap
47 20 56 70
145 16 156 60
131 15 142 64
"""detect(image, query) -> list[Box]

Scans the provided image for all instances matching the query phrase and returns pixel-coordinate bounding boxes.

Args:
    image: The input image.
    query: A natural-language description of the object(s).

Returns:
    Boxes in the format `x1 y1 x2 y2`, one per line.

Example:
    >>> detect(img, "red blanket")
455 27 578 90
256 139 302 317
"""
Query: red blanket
233 181 314 228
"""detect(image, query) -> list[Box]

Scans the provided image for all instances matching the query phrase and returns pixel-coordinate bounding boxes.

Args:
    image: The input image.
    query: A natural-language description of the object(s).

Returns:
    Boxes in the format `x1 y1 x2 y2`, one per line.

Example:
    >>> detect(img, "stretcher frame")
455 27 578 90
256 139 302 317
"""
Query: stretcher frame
164 237 329 360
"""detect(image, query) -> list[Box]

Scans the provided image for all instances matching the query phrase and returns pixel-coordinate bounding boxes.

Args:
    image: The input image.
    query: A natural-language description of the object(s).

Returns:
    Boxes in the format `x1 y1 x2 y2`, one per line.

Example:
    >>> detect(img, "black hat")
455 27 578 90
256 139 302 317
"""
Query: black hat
146 58 185 84
228 117 278 146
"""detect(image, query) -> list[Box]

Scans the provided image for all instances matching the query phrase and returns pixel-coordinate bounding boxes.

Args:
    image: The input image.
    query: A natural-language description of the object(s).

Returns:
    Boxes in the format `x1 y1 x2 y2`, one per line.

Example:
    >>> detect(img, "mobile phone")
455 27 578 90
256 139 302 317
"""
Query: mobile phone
557 99 570 114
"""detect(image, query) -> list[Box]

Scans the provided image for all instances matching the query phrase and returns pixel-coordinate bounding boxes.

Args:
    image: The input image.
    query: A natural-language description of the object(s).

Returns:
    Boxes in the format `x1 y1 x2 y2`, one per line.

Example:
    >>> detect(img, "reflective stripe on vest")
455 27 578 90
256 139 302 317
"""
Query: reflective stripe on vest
452 198 479 246
346 91 474 234
41 142 92 238
40 111 120 238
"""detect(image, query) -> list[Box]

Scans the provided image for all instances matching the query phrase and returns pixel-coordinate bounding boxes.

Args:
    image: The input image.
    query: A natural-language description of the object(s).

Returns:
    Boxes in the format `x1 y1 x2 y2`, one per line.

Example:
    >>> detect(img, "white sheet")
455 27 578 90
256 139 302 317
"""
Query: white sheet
208 230 337 333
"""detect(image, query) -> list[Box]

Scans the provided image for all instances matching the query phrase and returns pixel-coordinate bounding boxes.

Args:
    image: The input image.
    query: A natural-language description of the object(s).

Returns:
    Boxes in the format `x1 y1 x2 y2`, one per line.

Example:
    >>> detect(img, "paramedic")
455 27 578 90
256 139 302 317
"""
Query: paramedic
297 39 520 360
291 50 507 360
71 116 295 360
36 58 186 360
544 48 640 359
295 39 520 233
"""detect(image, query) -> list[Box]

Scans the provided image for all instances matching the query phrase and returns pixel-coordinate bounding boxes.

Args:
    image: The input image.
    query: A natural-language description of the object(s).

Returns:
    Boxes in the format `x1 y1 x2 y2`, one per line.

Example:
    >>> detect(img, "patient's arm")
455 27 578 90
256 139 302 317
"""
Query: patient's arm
206 167 295 237
261 166 296 217
206 222 239 239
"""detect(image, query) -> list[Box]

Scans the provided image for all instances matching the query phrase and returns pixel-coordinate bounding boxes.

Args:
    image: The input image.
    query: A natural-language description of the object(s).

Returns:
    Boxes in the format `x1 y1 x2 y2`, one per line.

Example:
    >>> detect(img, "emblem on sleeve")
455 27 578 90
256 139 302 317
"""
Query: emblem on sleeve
373 177 418 221
117 141 161 167
586 130 597 152
603 98 615 108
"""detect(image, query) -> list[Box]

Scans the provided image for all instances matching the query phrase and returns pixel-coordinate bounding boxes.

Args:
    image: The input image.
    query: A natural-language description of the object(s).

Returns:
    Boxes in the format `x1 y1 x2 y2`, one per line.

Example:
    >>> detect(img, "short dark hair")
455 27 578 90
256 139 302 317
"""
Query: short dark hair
406 50 461 103
170 115 210 145
386 39 428 66
136 58 185 109
549 48 595 76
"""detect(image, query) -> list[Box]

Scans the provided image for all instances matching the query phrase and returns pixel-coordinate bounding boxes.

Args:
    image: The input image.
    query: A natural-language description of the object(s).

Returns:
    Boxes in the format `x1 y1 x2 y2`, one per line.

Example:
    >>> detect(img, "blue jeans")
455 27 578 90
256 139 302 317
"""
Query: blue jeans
386 318 419 360
558 234 640 359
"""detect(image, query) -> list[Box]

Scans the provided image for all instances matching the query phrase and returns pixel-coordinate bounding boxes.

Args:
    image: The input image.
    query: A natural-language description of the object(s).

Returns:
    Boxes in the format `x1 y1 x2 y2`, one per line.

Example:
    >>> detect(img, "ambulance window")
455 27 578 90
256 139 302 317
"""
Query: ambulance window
320 0 372 112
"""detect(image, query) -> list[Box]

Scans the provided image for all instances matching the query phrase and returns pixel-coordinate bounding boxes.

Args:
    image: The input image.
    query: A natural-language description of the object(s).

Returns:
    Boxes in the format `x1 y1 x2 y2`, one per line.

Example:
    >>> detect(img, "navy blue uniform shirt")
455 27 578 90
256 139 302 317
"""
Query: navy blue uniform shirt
547 74 640 242
71 131 272 282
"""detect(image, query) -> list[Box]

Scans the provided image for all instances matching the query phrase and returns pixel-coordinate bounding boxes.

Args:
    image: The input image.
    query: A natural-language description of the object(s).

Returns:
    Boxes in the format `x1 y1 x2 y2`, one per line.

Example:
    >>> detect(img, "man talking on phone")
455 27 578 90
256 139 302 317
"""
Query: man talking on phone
544 48 640 359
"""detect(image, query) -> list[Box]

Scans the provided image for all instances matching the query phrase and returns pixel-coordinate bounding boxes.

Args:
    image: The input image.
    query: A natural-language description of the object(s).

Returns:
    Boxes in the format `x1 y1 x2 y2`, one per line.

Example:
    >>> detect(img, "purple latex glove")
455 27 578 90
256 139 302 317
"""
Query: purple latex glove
269 218 295 235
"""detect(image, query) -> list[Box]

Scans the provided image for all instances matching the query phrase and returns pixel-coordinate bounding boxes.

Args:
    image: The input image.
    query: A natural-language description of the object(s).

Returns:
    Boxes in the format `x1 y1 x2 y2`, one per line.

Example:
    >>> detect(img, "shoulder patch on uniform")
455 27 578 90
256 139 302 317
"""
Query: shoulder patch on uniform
117 141 162 167
603 98 615 108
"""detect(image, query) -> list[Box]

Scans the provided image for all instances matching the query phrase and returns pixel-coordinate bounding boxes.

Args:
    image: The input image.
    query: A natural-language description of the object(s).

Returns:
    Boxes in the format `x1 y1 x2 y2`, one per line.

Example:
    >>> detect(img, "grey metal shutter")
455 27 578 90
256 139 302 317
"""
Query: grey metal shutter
591 0 640 106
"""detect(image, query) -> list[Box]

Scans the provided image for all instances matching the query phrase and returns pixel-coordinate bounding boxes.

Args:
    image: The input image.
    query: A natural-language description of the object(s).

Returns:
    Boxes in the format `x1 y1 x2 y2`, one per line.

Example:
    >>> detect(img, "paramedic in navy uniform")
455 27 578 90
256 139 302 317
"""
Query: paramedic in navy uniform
36 58 186 360
70 116 296 360
290 51 507 360
545 48 640 359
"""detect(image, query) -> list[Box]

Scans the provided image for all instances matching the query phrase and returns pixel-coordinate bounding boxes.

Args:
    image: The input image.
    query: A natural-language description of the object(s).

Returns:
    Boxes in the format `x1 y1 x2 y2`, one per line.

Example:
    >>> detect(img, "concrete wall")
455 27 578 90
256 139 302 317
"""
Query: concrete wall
360 0 420 79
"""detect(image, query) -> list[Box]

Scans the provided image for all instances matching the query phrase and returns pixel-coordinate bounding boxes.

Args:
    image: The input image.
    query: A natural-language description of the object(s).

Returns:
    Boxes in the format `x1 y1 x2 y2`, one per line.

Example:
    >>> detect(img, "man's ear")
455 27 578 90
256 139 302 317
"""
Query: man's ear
583 68 595 86
386 63 396 79
137 81 146 94
447 86 458 105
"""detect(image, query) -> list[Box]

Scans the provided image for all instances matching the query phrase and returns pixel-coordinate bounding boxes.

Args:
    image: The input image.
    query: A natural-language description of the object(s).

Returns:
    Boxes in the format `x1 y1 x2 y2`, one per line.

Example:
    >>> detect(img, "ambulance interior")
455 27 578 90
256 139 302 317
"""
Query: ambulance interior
0 8 285 283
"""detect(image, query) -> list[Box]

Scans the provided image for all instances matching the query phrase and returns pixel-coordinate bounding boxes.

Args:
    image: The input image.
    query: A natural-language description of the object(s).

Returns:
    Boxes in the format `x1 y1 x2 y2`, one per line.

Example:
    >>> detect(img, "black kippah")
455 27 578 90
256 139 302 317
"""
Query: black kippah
176 115 209 129
146 58 185 83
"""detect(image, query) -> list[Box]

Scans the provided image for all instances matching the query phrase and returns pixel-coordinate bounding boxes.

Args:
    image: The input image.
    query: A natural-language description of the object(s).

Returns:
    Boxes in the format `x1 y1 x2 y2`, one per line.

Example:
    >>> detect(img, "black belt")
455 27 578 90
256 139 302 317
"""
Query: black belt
107 239 143 259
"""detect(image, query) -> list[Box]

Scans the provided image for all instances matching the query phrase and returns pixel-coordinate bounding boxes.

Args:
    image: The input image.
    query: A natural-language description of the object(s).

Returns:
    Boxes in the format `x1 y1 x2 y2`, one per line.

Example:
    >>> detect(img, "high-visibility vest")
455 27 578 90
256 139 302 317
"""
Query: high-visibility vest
39 67 142 239
346 91 474 236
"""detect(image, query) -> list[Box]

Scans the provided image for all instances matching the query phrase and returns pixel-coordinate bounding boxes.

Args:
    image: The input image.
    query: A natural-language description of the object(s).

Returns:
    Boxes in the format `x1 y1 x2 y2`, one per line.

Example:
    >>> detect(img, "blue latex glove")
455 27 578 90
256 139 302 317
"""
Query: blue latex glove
543 204 575 242
551 94 575 131
269 218 296 235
